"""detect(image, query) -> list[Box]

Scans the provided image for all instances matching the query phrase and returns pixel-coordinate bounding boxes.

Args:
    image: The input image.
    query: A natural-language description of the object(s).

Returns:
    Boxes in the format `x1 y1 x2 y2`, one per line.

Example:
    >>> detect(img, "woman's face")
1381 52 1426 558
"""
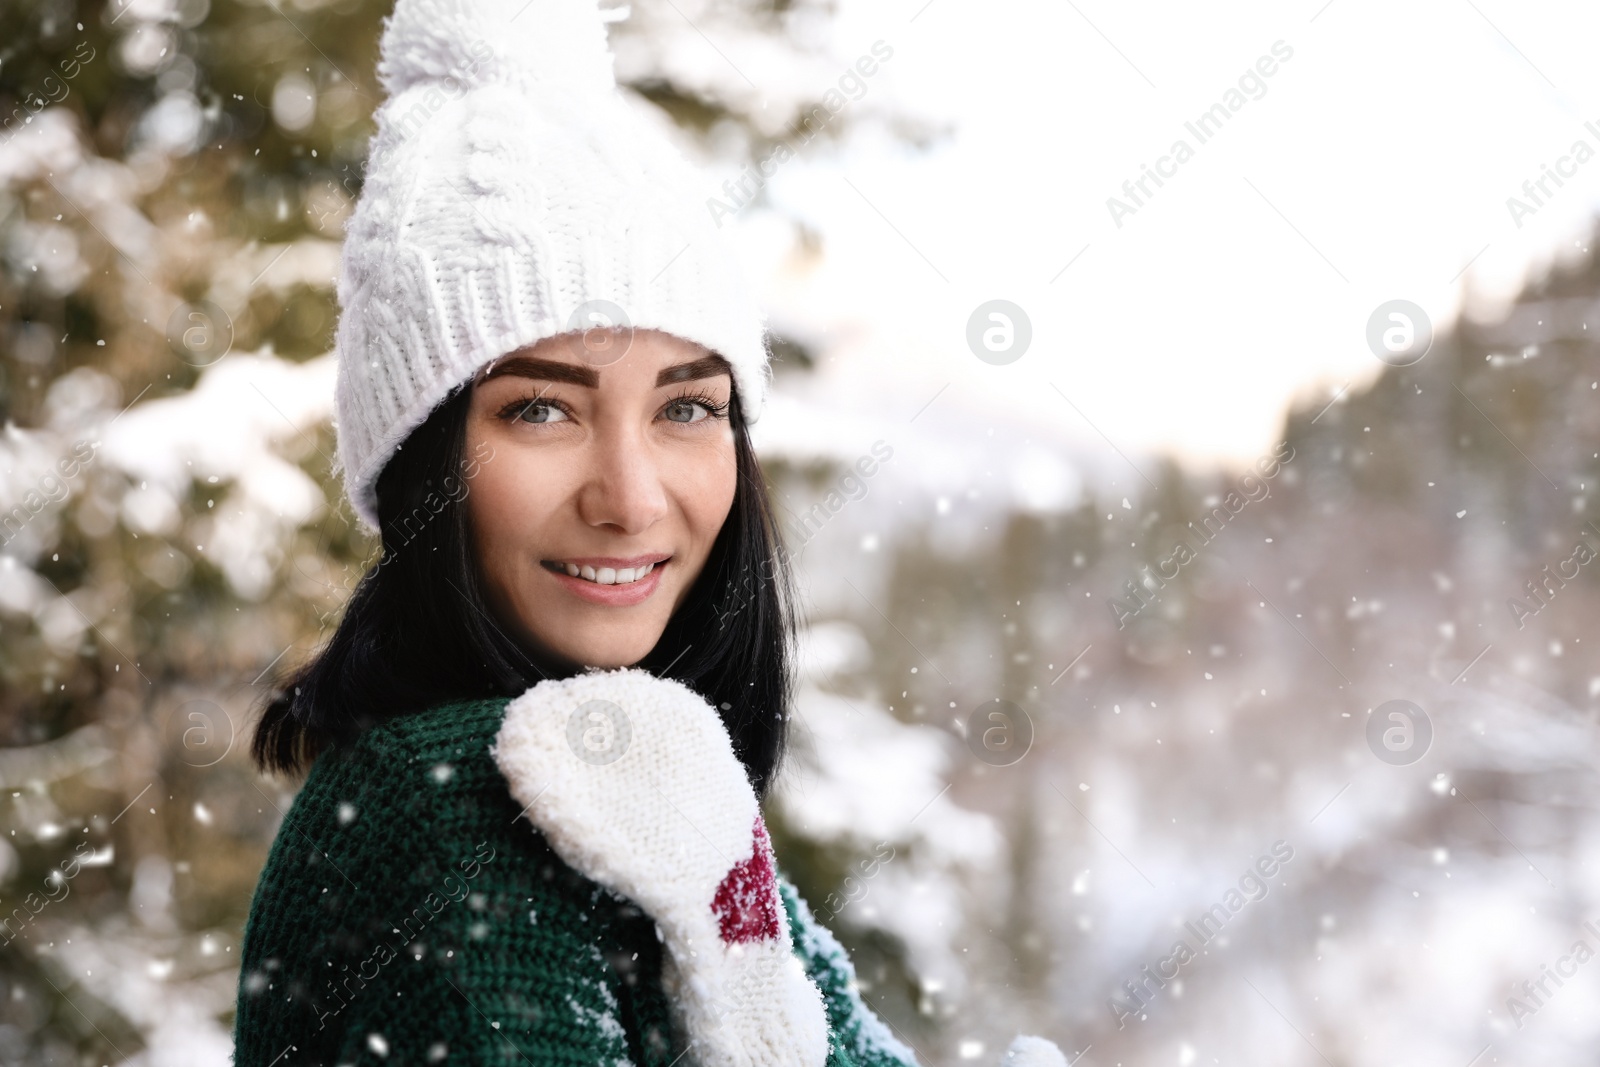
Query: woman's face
464 329 738 669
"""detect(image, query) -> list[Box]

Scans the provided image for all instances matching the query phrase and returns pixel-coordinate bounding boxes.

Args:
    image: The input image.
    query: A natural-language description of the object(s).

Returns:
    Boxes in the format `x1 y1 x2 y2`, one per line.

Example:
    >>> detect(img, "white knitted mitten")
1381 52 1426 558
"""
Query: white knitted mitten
1002 1035 1069 1066
493 668 830 1067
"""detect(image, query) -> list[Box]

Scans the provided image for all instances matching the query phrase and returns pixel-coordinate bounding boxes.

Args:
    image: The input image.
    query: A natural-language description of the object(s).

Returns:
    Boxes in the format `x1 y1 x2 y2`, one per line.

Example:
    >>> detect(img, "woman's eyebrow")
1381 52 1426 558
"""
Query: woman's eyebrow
482 354 729 388
483 357 600 387
655 355 732 387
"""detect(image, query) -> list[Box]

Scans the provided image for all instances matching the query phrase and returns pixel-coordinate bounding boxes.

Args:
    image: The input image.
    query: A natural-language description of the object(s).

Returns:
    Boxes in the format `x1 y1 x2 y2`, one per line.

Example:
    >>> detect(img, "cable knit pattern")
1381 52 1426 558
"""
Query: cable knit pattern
335 0 770 528
233 696 922 1065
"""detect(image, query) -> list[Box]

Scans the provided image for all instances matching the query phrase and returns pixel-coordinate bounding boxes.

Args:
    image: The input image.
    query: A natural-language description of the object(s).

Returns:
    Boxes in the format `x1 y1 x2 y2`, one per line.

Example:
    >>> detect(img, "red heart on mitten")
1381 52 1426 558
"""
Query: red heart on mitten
711 817 783 943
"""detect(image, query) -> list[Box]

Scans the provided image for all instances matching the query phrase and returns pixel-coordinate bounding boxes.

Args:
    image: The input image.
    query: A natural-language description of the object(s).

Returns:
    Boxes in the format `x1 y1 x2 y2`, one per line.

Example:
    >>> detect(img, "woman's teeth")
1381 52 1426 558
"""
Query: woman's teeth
558 561 656 585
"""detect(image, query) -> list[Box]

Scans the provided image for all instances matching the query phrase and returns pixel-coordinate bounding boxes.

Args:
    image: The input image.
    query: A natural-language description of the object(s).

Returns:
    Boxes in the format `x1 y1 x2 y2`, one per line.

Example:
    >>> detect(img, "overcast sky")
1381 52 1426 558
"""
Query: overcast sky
728 0 1600 481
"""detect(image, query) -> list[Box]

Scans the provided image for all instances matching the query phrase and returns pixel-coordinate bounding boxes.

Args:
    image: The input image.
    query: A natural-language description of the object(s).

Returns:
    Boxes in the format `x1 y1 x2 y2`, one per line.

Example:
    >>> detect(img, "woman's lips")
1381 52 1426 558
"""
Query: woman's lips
542 556 668 606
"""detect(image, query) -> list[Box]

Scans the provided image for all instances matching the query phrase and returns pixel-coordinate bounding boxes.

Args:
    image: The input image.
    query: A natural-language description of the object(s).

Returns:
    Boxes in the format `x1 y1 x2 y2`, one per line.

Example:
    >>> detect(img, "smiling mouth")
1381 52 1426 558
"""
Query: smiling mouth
541 559 668 586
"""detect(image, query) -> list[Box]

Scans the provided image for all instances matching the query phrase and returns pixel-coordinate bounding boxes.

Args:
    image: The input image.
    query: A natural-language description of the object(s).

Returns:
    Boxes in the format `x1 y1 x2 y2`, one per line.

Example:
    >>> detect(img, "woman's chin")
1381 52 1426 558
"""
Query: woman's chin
540 632 664 673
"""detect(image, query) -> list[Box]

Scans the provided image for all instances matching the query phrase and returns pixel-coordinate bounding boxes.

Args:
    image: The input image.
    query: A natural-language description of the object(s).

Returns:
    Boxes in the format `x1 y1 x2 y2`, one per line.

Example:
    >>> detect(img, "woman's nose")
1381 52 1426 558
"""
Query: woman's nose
575 427 670 534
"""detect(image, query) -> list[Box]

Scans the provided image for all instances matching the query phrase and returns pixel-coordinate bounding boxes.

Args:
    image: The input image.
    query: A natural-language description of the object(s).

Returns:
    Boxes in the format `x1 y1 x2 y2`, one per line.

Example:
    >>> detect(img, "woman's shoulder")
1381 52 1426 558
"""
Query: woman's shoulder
256 695 533 898
285 696 510 821
237 694 675 1063
312 695 510 775
246 696 507 914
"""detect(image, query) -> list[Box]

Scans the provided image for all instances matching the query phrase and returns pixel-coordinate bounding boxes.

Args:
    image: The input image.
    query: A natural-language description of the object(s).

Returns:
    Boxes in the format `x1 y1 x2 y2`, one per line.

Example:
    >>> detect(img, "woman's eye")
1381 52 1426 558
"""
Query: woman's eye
516 400 568 424
663 399 707 424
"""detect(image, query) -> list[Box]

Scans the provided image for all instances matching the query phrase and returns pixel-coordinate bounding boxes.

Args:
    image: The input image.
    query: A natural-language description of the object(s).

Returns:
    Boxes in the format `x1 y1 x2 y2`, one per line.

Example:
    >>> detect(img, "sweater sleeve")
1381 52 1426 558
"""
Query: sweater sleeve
235 699 673 1067
779 875 923 1067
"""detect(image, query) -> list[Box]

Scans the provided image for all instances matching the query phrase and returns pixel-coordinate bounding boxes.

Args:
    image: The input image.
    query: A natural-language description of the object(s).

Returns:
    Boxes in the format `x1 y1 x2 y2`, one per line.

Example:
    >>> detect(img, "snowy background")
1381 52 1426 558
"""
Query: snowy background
5 0 1600 1062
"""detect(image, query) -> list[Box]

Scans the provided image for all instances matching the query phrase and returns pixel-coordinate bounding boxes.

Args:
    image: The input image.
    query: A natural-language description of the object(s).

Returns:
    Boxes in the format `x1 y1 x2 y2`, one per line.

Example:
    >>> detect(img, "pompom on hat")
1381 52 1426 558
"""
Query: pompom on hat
334 0 770 529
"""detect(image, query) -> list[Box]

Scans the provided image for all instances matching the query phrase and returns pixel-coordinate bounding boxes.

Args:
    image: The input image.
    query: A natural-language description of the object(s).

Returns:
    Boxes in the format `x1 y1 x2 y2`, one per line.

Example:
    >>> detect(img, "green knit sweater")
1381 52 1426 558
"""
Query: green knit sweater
234 697 920 1066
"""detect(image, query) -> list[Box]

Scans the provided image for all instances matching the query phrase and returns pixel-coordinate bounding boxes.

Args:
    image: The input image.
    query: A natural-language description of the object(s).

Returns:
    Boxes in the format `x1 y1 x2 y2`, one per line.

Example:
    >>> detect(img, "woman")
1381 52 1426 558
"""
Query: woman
234 0 1063 1062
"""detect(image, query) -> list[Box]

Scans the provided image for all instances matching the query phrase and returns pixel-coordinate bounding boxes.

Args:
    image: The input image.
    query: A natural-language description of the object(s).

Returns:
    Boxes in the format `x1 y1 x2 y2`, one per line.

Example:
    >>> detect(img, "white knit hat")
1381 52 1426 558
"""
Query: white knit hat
334 0 770 529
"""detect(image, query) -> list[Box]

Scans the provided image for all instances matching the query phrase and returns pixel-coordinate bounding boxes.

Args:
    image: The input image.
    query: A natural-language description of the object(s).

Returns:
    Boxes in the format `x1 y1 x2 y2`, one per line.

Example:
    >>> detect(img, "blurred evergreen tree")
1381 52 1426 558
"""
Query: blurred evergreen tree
0 0 928 1058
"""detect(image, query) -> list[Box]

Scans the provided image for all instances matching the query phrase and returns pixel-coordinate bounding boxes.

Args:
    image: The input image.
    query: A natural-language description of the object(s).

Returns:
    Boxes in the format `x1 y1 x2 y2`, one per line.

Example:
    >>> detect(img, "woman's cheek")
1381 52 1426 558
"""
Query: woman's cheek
463 448 521 596
466 435 523 531
674 433 737 519
702 453 739 539
497 450 565 532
